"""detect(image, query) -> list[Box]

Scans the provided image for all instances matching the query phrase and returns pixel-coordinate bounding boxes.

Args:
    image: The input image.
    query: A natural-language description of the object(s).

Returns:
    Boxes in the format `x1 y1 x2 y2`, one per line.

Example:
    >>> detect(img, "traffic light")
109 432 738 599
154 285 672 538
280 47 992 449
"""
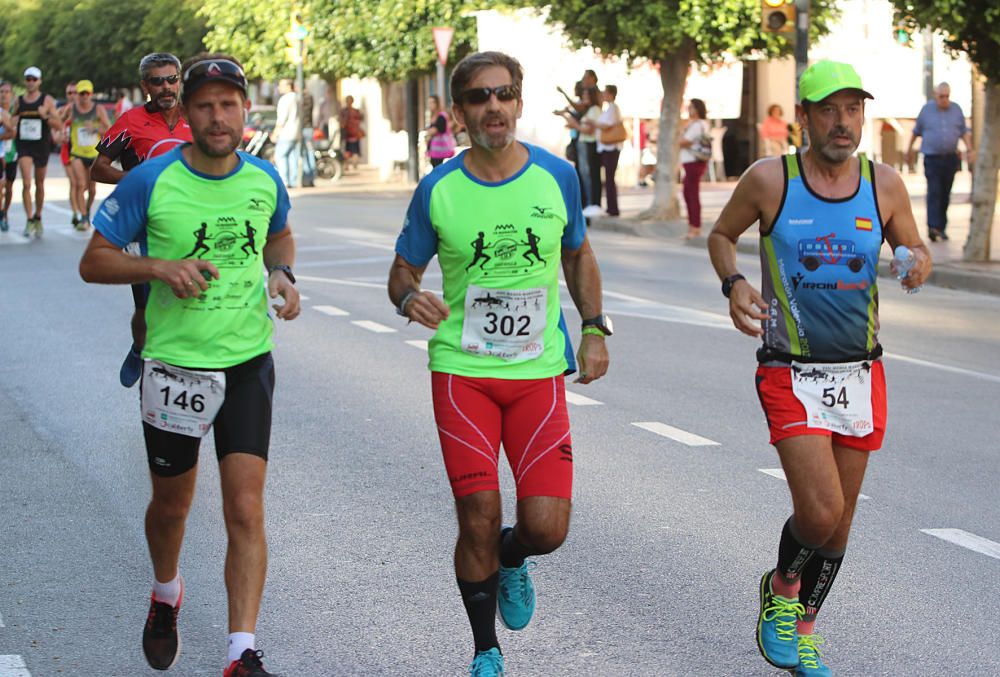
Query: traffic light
285 13 309 65
894 22 910 45
762 0 795 33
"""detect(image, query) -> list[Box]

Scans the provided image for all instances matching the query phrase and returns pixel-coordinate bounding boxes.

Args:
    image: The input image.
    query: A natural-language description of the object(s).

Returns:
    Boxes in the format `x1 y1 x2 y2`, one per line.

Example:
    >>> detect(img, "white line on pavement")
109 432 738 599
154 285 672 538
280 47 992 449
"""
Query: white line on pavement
298 295 310 301
45 204 73 215
296 275 392 290
921 528 1000 560
0 610 4 627
0 655 31 677
405 340 428 351
632 422 719 446
313 305 350 317
885 353 1000 384
352 320 397 333
758 468 871 500
565 391 603 406
296 256 389 268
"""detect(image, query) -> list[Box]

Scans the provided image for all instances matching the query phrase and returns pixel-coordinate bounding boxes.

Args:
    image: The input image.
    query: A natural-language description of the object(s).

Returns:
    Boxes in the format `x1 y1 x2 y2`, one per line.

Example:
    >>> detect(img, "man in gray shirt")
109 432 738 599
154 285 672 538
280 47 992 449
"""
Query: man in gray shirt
906 82 975 241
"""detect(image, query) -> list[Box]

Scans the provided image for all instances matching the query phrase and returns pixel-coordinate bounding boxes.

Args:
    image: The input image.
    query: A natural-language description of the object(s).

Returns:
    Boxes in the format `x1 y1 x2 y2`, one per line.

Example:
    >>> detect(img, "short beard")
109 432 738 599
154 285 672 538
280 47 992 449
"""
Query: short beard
194 130 239 158
153 94 178 112
816 141 857 164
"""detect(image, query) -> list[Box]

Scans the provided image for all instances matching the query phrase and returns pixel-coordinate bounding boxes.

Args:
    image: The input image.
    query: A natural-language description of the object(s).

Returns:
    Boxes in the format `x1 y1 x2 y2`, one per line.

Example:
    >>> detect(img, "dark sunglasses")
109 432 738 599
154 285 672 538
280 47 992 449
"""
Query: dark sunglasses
25 76 39 82
461 85 519 105
146 74 180 86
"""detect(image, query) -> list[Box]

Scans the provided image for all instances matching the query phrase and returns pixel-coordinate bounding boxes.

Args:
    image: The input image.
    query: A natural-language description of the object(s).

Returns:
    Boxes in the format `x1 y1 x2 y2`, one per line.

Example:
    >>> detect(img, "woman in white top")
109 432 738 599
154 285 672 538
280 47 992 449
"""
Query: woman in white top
562 86 603 214
678 98 710 239
595 85 623 216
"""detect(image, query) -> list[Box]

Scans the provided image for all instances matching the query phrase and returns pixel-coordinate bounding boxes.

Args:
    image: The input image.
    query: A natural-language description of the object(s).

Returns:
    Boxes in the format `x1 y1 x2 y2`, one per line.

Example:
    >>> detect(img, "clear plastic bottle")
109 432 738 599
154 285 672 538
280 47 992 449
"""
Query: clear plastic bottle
892 245 921 294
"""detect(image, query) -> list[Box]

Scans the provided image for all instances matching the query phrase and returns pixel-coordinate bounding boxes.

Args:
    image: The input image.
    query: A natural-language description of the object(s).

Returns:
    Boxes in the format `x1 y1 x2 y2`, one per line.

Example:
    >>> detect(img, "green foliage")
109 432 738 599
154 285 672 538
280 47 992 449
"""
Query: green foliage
0 0 206 93
200 0 487 81
543 0 839 64
891 0 1000 80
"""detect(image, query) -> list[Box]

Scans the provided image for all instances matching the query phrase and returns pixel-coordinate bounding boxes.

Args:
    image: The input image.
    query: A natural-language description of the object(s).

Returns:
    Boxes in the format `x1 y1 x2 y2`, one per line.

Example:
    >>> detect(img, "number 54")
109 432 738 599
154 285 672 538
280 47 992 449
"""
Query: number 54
822 386 849 408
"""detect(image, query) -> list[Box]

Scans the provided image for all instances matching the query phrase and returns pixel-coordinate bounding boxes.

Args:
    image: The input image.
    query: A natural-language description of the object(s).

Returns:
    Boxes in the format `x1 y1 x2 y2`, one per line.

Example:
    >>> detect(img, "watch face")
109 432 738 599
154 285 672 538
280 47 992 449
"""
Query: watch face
604 315 614 335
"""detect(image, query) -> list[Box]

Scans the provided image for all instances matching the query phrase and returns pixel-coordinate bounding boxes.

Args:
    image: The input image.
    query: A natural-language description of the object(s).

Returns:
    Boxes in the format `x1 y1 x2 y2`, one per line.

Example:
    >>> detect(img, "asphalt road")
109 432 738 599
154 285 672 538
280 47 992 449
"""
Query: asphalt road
1 184 999 676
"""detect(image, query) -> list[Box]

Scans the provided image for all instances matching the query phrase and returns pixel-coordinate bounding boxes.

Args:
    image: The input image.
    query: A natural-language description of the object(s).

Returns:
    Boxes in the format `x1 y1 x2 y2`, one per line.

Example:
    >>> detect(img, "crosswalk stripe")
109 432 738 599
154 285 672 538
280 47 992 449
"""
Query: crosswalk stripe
921 528 1000 560
758 468 871 500
313 305 350 317
0 655 32 676
352 320 396 333
405 340 428 351
632 422 719 446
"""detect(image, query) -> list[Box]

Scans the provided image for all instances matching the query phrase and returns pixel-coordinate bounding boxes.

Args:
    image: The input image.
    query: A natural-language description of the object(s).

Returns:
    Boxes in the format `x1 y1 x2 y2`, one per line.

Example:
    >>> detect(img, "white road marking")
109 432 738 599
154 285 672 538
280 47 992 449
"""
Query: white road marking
0 610 4 627
405 340 428 351
921 529 1000 560
298 295 310 301
0 233 30 247
313 305 350 317
296 256 389 268
885 353 1000 384
565 391 603 406
0 655 31 676
352 320 397 333
632 422 719 446
44 204 73 215
758 468 871 500
297 275 392 290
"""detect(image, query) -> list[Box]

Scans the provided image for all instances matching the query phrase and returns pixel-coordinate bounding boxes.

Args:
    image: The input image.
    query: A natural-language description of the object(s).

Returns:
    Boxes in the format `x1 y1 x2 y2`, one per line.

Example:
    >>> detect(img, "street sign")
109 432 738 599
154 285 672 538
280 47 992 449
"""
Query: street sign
432 26 454 66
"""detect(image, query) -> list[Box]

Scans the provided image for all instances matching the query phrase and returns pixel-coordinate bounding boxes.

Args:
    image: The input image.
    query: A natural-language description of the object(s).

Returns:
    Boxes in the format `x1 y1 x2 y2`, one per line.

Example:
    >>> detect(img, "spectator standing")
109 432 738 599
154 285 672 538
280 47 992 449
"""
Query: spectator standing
679 98 711 239
560 86 602 216
339 95 364 172
905 82 975 241
595 85 624 216
273 79 300 189
425 94 456 168
760 104 789 157
300 88 315 187
114 89 134 120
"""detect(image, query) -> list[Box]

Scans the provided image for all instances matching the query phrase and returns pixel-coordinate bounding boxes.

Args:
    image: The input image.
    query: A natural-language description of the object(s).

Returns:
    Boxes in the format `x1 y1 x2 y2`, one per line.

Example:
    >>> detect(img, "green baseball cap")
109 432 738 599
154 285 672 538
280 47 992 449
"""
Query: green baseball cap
799 60 874 103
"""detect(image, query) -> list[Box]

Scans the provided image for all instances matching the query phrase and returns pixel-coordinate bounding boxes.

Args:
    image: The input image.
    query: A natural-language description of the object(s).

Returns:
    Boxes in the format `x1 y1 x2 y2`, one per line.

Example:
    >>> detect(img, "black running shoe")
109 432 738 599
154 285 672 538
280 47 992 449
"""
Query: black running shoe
142 593 182 670
224 649 280 677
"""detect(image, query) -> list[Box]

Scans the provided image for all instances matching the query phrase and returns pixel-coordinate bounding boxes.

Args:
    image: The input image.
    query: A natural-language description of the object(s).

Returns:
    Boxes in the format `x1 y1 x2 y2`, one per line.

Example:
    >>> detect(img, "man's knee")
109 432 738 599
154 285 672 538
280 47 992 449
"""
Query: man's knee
223 491 265 534
456 493 502 551
793 500 845 546
515 519 568 555
148 491 193 524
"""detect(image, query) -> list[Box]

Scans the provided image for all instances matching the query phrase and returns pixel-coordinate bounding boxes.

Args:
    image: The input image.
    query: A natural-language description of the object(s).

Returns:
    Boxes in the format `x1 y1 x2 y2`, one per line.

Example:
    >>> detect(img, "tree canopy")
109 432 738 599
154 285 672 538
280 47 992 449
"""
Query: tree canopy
0 0 206 93
892 0 1000 80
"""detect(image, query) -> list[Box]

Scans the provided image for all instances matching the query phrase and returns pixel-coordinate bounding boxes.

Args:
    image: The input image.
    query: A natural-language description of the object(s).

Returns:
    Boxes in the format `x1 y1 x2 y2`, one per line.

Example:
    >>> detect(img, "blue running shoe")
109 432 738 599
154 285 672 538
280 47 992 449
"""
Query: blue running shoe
795 633 832 676
497 554 535 631
469 648 504 677
0 216 8 232
756 570 804 669
120 345 143 388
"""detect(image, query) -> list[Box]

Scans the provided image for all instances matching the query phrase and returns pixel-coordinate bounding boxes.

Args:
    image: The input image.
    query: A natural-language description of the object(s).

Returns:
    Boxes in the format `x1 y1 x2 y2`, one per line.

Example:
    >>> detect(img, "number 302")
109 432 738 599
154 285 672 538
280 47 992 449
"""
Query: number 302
484 312 530 337
160 386 206 413
821 386 849 408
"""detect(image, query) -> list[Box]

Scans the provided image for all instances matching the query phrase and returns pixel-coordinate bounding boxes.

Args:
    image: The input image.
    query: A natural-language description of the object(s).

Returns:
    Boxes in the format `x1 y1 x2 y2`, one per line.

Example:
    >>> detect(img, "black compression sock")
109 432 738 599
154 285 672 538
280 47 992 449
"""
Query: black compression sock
499 526 533 569
798 548 845 620
776 517 818 584
457 573 500 653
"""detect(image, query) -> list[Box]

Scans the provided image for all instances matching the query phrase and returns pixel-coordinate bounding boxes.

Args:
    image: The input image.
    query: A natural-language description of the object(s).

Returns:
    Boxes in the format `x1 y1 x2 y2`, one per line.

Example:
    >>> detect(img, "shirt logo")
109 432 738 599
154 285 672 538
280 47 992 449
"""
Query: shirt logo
855 217 873 231
531 205 557 220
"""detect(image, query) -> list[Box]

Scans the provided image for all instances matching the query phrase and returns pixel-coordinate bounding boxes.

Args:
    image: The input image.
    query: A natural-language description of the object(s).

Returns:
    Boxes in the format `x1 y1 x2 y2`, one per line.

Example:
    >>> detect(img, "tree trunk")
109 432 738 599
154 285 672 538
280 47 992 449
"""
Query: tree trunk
640 41 695 221
963 76 1000 262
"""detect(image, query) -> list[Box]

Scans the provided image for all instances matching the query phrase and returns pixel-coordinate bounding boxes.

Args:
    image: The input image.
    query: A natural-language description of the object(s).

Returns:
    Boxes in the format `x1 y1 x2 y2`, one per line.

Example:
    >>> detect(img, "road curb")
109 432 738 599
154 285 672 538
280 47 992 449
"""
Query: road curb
588 215 1000 297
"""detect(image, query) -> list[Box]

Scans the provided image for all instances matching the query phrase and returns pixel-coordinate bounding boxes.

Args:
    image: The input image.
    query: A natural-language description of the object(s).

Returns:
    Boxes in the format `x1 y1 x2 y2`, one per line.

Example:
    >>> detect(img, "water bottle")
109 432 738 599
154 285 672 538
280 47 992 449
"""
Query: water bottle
892 245 921 294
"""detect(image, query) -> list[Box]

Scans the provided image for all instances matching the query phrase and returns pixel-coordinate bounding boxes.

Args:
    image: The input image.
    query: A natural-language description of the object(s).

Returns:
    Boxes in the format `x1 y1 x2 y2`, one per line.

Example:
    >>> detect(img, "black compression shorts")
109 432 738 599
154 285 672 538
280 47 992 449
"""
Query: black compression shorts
16 142 52 168
142 352 275 477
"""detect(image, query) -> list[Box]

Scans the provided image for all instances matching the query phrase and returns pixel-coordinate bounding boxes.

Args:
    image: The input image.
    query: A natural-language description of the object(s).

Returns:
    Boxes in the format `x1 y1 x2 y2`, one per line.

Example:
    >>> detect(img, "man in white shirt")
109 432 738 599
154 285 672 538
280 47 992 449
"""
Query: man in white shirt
272 79 300 188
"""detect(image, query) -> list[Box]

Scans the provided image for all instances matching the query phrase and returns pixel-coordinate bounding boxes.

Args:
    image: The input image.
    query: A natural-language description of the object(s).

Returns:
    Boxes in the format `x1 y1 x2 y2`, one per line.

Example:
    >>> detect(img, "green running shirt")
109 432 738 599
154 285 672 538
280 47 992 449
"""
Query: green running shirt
93 146 291 368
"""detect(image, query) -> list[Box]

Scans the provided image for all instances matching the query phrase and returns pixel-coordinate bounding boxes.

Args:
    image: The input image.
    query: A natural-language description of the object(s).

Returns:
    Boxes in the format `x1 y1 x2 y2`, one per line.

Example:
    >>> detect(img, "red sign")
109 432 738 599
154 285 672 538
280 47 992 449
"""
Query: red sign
432 26 455 66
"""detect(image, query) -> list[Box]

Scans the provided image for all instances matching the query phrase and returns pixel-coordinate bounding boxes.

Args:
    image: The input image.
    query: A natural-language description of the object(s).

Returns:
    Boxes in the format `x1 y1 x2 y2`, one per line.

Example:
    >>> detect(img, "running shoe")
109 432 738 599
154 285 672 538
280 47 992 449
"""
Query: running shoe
469 647 504 677
142 592 182 670
795 633 832 676
120 345 143 388
0 216 8 232
224 649 280 677
23 219 34 238
756 570 803 669
497 529 536 631
71 213 80 228
33 216 43 237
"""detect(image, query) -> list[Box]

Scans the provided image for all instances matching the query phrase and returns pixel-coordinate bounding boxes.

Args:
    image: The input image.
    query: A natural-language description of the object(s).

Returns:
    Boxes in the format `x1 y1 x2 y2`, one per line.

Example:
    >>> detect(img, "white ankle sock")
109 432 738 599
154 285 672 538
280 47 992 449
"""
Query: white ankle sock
227 632 255 663
152 574 182 607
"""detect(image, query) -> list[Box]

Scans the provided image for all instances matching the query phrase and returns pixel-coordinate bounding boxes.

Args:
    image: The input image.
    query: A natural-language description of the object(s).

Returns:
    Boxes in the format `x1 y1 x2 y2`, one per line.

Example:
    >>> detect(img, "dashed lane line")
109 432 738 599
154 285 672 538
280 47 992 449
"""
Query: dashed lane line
313 305 350 317
632 422 719 447
0 610 4 627
758 468 871 500
565 391 603 406
0 655 31 677
405 340 428 351
921 529 1000 560
352 320 397 334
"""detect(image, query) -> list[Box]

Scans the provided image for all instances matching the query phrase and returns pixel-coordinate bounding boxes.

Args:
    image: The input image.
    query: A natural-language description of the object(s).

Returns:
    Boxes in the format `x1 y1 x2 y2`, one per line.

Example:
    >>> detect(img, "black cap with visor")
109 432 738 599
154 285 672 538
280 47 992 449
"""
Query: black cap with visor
181 59 248 102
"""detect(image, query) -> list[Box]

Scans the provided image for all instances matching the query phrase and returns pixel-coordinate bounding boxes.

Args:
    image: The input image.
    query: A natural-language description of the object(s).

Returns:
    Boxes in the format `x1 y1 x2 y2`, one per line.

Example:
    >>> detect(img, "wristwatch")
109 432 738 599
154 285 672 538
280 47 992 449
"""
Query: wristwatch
721 273 746 298
268 264 296 284
581 314 613 336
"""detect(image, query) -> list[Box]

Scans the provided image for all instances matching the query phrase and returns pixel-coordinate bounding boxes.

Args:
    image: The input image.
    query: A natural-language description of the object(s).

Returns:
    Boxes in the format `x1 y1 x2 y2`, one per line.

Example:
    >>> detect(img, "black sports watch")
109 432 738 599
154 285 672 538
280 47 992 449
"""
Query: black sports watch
581 314 614 336
268 264 296 284
721 273 746 298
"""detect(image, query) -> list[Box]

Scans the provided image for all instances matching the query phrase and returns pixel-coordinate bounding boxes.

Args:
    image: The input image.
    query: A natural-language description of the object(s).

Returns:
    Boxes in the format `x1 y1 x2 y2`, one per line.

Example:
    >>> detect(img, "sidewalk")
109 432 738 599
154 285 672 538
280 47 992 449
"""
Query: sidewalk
588 171 1000 296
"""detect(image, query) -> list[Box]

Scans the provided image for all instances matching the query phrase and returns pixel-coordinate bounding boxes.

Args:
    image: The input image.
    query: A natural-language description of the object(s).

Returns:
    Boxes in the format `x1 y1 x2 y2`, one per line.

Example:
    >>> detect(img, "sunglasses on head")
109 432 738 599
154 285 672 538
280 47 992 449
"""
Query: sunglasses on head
146 74 180 86
461 84 519 105
25 76 39 82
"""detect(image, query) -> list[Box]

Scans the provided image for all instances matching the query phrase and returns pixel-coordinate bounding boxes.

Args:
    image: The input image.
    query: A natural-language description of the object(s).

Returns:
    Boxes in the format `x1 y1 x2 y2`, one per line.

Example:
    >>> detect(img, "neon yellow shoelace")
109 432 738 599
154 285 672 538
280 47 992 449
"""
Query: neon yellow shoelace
798 633 826 668
762 596 805 641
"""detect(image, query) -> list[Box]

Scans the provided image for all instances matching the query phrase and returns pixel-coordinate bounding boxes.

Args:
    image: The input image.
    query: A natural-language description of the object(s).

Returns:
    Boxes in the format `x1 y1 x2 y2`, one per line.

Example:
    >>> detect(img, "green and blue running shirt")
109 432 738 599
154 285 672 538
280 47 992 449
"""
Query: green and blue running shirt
760 152 883 362
93 146 290 369
395 144 586 379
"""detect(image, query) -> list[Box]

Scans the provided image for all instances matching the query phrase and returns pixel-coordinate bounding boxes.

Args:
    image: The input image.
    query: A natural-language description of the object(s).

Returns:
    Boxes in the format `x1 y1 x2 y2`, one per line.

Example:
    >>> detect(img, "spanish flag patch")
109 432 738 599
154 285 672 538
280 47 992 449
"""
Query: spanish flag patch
855 217 873 231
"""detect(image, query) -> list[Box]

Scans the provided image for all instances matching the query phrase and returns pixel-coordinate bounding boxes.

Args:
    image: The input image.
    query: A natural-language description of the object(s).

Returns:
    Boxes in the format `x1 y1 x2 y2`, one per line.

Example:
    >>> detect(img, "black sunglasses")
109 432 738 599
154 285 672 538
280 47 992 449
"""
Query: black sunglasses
461 85 519 105
25 76 39 82
146 74 180 86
